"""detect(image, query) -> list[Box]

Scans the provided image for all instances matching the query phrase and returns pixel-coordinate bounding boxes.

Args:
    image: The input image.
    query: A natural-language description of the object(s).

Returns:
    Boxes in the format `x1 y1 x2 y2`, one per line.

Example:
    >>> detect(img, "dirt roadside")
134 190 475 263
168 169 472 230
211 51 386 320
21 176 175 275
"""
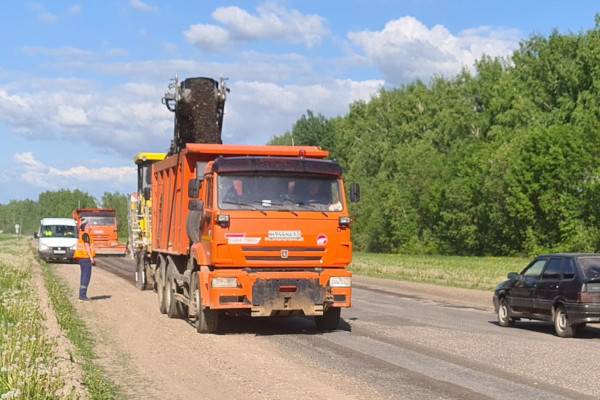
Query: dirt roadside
50 263 383 400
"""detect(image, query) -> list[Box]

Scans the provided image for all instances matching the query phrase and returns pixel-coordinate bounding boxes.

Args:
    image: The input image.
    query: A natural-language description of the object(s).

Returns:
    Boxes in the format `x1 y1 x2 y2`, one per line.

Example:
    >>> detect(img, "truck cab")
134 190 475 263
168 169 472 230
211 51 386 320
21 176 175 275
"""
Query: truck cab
37 218 78 262
72 208 126 255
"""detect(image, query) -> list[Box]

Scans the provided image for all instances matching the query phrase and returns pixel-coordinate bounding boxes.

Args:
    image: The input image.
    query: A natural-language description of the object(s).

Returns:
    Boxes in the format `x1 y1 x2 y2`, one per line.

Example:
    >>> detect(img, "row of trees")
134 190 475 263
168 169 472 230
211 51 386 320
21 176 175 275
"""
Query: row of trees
0 190 129 241
270 17 600 256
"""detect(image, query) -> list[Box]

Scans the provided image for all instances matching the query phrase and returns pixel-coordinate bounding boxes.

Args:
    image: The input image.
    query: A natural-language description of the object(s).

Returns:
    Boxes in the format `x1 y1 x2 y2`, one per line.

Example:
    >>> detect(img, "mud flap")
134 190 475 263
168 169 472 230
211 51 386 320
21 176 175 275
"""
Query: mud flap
251 279 325 317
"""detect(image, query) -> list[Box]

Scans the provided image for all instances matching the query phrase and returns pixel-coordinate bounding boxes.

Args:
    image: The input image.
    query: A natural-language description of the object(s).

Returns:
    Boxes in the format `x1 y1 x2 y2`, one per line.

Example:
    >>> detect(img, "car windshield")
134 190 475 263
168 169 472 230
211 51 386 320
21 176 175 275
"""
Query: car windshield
218 174 343 212
41 225 76 238
82 216 116 226
578 257 600 280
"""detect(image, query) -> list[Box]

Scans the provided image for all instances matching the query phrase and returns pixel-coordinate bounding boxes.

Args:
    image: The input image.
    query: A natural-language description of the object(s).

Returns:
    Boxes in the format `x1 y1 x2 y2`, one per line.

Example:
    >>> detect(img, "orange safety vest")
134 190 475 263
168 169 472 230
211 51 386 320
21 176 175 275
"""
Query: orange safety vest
74 233 96 260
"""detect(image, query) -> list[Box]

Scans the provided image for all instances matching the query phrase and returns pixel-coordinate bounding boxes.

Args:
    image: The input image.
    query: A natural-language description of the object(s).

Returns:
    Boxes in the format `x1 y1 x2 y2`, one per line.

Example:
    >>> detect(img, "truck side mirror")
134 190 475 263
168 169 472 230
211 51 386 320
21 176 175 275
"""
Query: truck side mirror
143 187 151 201
349 182 360 203
188 178 201 198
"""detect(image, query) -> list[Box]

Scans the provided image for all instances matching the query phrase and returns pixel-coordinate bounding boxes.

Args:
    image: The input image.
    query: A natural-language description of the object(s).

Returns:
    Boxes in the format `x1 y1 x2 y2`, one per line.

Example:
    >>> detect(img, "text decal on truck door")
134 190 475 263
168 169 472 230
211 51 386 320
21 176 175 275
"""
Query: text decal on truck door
267 230 303 241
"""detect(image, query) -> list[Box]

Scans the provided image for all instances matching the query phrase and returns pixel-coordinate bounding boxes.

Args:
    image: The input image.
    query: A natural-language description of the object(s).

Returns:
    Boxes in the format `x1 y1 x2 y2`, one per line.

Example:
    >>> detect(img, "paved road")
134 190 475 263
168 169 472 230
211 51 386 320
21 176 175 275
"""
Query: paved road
84 257 600 400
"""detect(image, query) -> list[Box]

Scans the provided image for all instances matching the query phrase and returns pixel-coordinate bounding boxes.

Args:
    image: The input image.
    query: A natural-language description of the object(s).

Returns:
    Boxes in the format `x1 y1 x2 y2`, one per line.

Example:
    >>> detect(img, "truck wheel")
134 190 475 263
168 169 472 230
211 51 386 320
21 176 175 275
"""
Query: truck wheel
315 306 341 331
192 274 219 333
166 263 181 318
135 251 147 290
157 255 167 314
554 305 575 338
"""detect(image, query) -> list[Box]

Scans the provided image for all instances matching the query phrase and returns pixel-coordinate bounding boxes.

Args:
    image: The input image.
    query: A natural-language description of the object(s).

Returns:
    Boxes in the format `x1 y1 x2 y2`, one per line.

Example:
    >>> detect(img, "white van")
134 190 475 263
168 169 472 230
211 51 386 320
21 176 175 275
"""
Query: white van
37 218 78 262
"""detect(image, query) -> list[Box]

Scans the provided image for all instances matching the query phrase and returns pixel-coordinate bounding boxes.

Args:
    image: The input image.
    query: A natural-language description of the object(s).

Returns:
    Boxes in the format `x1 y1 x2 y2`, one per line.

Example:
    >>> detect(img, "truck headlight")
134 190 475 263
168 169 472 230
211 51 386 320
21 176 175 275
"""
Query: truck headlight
212 277 238 288
329 277 351 288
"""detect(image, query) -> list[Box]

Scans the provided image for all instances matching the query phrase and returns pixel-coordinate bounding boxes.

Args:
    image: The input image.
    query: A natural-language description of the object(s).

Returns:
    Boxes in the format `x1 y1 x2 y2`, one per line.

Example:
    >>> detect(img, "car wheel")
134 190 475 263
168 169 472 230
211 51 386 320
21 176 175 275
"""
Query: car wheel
497 297 515 327
554 305 576 338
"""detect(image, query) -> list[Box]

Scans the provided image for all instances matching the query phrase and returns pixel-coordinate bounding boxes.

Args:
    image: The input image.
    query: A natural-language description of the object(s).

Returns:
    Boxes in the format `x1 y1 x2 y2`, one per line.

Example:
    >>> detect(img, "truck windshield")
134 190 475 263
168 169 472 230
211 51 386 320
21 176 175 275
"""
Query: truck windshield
218 174 343 212
41 225 76 238
82 216 116 226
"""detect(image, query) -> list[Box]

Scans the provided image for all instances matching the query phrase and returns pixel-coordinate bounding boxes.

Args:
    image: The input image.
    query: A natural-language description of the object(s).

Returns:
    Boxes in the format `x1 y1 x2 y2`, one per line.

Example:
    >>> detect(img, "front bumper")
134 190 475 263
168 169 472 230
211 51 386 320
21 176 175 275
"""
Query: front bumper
39 248 75 261
204 269 352 316
566 303 600 324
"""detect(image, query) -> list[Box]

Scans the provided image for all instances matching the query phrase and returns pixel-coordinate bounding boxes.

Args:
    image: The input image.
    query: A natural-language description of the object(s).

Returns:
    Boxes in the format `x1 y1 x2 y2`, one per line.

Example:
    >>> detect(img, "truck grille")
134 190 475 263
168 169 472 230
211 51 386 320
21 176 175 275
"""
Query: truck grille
242 246 324 262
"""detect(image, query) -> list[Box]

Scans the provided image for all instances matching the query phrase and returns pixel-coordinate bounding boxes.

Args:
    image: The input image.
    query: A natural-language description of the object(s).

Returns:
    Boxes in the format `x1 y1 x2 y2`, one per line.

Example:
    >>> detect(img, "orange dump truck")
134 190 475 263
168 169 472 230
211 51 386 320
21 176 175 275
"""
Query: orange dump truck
147 143 359 333
72 208 127 255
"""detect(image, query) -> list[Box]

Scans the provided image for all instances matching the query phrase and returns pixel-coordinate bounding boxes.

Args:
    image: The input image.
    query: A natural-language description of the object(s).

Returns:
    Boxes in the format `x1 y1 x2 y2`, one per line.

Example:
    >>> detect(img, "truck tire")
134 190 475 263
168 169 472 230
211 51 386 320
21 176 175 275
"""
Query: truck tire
166 263 182 318
191 272 219 333
157 255 168 314
135 251 147 291
314 306 341 331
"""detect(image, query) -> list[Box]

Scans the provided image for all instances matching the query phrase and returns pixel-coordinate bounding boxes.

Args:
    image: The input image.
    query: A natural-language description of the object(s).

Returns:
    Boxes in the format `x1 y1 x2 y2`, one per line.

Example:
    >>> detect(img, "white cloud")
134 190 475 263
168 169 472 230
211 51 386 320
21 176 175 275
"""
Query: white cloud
348 16 520 85
67 5 81 15
130 0 157 13
28 2 57 23
185 3 329 50
184 25 231 51
225 79 383 144
13 152 134 191
0 75 381 155
55 105 89 126
22 46 94 58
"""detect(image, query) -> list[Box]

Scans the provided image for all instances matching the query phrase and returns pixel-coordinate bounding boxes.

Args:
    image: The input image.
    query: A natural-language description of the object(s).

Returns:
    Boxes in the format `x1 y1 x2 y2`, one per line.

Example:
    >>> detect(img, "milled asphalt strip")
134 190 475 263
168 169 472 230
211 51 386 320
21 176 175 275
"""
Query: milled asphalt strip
311 330 584 400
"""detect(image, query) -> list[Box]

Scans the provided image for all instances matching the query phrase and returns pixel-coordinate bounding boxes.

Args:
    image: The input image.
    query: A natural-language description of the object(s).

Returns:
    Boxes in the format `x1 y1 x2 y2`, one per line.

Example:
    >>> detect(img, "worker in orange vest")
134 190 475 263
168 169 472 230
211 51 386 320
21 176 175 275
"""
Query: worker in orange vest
74 220 96 301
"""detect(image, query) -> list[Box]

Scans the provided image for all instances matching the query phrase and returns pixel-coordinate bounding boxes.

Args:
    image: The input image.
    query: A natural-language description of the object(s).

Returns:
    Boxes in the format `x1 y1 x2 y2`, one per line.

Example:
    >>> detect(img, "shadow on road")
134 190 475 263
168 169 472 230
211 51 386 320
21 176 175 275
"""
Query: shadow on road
184 315 352 336
89 295 112 301
488 320 600 339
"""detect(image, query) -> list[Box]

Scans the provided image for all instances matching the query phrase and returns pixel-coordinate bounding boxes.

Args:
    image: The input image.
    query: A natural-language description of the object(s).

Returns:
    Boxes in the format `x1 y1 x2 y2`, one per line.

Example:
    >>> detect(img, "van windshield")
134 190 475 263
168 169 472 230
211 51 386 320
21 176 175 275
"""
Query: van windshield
218 174 343 212
578 257 600 280
41 225 76 238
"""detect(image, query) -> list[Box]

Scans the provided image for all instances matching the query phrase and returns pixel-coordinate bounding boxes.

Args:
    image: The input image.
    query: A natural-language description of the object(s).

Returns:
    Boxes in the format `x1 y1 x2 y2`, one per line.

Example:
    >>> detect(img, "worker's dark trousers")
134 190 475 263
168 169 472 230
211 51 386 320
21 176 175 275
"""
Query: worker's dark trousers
79 259 92 299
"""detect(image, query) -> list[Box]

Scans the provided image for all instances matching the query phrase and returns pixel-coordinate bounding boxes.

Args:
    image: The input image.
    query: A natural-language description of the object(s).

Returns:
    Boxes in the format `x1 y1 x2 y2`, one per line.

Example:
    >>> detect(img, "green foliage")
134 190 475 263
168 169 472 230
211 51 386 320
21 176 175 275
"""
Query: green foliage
0 190 97 235
271 19 600 255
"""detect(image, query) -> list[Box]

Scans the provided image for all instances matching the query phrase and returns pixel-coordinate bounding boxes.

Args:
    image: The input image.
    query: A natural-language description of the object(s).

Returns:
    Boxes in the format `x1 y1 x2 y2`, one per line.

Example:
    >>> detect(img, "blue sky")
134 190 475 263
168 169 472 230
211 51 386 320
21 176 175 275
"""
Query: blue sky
0 1 598 203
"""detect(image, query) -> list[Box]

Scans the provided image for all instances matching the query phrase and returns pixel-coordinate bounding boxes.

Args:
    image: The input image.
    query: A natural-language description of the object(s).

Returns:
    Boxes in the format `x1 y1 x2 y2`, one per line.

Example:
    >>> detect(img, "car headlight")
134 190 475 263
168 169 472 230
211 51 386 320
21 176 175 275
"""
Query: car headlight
329 277 351 288
70 244 77 250
39 244 50 251
212 277 238 288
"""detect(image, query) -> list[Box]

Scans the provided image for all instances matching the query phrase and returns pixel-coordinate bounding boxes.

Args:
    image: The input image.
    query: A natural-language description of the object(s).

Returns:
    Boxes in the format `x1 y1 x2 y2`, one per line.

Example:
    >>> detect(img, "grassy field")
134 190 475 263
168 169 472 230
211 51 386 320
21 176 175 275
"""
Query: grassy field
41 263 121 399
0 236 72 399
350 252 530 291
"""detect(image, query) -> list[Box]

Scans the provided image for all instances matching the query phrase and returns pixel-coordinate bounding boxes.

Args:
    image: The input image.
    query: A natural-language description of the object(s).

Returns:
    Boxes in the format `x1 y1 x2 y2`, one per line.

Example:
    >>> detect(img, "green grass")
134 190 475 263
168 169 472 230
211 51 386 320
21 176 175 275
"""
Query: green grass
0 238 72 399
350 252 530 291
41 262 121 400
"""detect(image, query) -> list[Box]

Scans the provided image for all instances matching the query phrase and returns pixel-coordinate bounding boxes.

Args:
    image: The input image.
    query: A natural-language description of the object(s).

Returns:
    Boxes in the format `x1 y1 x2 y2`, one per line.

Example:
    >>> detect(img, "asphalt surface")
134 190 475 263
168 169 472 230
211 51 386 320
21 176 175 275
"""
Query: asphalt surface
94 256 600 400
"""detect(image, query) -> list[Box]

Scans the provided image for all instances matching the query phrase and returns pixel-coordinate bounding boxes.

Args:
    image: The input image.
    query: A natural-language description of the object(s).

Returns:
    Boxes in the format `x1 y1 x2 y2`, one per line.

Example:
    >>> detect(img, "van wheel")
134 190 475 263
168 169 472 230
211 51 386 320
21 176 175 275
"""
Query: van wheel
554 305 575 338
156 255 167 314
315 307 341 331
497 297 515 327
192 273 219 333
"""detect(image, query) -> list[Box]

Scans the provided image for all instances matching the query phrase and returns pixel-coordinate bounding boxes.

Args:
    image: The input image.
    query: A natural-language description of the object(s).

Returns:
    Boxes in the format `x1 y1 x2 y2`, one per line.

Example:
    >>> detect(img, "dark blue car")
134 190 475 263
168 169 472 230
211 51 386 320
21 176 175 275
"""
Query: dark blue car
493 254 600 337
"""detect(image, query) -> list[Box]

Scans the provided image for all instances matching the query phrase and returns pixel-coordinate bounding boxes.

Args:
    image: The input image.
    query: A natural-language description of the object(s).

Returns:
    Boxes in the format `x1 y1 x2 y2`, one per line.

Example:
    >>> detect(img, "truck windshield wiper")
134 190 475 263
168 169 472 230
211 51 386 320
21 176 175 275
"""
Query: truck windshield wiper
268 201 299 216
296 202 328 217
221 200 267 215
